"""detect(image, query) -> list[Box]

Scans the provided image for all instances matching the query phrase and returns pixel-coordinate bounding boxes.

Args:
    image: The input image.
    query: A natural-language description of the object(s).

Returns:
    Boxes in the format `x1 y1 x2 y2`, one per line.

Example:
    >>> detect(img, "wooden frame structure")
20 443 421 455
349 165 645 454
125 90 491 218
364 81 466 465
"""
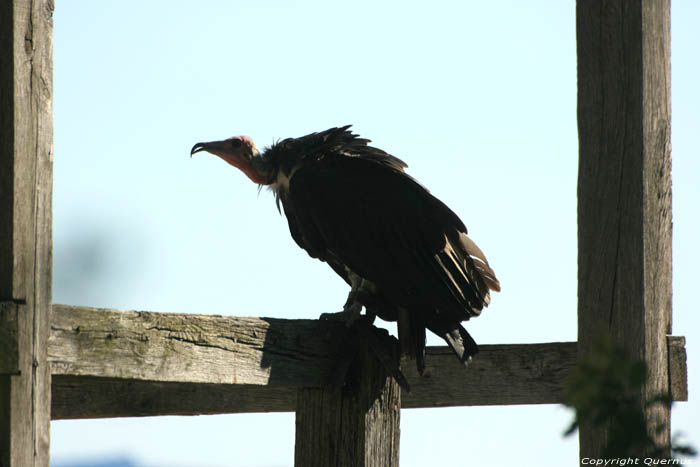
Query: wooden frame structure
0 1 687 465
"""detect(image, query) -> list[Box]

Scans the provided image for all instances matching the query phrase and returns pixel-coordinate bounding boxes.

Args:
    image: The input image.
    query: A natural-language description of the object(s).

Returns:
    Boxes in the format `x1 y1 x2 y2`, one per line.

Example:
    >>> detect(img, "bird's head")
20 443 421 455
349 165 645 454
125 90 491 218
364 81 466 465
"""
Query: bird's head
191 135 270 185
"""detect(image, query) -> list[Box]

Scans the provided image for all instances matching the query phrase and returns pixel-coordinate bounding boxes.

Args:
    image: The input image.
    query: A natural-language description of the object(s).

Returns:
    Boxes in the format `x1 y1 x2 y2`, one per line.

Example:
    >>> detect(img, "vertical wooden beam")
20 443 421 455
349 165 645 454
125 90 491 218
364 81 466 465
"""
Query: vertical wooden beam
295 345 401 467
0 0 54 466
576 0 671 460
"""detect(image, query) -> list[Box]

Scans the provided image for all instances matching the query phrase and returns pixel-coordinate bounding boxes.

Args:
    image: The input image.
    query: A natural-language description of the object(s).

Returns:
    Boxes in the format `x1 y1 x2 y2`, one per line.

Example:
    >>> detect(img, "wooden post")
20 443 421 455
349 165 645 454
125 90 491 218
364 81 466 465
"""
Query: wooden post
577 0 671 460
0 0 54 466
295 343 401 467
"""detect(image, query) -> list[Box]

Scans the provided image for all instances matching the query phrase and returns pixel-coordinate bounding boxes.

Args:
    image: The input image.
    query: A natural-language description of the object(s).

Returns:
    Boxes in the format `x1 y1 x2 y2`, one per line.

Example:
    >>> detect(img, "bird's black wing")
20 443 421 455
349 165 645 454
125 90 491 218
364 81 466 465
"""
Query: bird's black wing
282 154 498 368
280 194 352 286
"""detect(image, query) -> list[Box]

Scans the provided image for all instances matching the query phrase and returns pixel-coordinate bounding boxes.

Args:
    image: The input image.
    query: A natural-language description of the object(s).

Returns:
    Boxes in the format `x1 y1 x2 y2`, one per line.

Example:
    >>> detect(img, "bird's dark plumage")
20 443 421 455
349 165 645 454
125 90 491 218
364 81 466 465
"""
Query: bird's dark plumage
192 125 500 374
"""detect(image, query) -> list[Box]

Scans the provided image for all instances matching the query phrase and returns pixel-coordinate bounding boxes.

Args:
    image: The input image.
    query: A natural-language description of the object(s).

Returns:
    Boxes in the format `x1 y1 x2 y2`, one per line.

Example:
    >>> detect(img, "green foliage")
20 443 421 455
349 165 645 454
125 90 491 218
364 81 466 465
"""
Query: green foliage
563 333 696 460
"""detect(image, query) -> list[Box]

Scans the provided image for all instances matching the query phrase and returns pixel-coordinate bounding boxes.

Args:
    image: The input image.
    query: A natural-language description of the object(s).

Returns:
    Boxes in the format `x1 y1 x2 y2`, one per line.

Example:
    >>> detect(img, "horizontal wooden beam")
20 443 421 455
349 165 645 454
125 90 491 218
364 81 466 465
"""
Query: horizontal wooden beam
47 304 687 419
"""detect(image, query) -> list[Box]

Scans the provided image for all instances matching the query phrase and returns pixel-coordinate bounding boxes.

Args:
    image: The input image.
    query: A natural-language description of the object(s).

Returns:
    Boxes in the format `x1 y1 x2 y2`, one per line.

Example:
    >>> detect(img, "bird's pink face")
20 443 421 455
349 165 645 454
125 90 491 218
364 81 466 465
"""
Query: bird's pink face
191 135 268 184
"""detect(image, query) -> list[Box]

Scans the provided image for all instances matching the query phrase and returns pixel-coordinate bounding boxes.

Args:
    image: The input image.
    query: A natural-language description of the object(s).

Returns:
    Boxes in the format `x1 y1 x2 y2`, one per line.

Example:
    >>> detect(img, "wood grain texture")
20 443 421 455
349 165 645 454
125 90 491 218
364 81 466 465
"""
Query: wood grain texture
295 345 400 467
0 1 53 466
668 337 687 403
47 305 688 420
577 0 672 459
49 305 344 387
50 376 299 419
0 303 19 375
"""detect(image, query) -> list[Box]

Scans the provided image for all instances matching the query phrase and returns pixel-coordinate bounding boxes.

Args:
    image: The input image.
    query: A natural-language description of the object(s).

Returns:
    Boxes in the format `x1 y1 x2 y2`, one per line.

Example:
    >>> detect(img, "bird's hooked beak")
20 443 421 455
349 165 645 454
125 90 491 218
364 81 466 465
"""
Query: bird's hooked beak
190 137 250 169
190 142 207 156
191 136 269 185
190 139 230 158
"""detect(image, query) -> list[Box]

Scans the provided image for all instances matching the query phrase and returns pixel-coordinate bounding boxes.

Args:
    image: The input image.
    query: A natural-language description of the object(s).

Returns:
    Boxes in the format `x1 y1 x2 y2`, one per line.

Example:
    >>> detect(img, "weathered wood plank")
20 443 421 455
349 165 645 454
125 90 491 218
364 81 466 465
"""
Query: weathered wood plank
49 305 344 387
50 377 298 419
0 1 54 466
47 305 687 419
577 0 672 459
668 336 687 403
0 302 19 375
295 344 401 467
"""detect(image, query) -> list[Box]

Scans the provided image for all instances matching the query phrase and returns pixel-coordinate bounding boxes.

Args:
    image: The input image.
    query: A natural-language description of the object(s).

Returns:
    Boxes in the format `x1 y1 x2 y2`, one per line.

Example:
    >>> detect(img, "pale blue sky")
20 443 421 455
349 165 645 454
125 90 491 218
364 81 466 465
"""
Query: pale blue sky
50 1 698 466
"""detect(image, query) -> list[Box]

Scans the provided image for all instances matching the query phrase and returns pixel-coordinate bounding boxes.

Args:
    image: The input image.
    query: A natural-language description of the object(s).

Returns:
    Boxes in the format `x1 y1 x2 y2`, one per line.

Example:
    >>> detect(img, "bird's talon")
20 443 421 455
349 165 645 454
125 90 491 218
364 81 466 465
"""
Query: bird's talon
319 302 363 326
342 302 363 327
320 311 350 322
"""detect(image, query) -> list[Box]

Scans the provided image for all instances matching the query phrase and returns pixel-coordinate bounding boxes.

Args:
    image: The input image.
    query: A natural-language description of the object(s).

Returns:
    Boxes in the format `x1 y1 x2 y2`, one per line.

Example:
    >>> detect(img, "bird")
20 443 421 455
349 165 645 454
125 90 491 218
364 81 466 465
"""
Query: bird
191 125 500 374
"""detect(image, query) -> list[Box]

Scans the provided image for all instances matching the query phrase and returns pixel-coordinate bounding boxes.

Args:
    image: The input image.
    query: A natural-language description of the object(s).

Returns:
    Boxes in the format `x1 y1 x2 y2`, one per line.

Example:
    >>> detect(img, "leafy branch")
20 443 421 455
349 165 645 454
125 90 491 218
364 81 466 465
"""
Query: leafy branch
563 333 696 460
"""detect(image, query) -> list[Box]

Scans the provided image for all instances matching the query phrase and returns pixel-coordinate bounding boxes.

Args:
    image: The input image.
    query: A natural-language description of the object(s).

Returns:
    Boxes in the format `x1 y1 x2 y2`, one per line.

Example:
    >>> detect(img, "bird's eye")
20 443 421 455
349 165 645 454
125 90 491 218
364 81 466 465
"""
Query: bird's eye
231 138 243 149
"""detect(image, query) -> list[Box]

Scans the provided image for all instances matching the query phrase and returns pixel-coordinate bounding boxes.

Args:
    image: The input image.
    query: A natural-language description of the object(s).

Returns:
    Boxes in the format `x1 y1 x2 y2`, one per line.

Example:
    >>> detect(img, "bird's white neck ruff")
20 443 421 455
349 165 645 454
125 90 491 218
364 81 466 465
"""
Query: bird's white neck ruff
269 165 300 196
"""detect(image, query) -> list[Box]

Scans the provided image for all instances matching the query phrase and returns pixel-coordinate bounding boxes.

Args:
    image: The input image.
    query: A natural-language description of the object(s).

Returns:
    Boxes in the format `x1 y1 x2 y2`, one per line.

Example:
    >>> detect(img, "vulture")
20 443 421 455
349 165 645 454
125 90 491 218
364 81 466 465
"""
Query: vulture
191 126 500 374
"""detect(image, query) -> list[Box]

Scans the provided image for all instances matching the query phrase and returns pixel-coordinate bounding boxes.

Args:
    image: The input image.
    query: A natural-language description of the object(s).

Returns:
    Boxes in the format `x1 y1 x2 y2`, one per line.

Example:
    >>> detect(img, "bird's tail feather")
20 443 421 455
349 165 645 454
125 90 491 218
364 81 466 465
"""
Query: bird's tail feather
435 323 479 366
458 233 501 294
397 307 426 374
399 311 479 372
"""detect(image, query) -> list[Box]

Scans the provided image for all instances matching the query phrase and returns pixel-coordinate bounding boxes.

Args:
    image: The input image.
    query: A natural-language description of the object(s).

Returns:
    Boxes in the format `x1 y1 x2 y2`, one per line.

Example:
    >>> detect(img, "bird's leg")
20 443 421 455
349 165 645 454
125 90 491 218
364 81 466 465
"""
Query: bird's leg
340 288 364 325
320 274 366 326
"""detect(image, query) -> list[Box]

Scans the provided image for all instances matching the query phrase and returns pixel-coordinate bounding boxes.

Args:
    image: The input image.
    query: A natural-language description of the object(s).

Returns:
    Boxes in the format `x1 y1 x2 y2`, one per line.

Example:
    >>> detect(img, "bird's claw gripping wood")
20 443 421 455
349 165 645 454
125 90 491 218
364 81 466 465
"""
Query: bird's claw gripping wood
320 276 367 326
320 294 363 326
